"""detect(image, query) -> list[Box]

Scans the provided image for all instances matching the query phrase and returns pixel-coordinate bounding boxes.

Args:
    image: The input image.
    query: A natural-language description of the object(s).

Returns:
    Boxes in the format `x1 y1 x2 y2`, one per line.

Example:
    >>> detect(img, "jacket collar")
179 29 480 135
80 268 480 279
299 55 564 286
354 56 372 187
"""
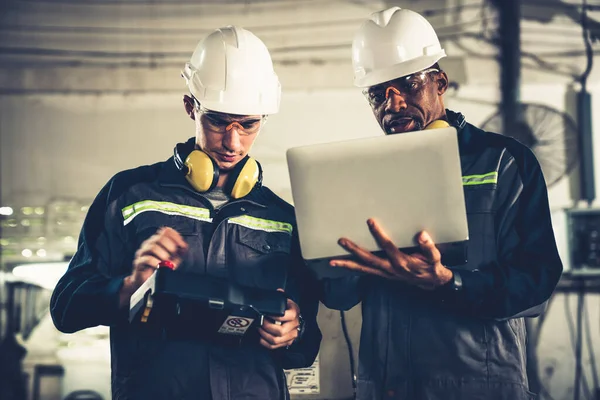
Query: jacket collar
446 109 476 154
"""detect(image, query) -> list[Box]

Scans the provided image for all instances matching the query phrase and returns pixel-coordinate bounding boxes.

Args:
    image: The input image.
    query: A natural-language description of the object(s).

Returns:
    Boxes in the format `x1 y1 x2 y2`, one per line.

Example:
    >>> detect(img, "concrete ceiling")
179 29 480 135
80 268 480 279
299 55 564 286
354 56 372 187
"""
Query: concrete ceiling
0 0 599 92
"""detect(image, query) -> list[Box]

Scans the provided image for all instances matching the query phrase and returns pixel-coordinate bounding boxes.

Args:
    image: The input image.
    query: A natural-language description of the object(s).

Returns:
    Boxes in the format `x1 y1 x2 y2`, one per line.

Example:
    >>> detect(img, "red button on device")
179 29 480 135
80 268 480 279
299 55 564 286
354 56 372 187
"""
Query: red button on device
158 260 175 270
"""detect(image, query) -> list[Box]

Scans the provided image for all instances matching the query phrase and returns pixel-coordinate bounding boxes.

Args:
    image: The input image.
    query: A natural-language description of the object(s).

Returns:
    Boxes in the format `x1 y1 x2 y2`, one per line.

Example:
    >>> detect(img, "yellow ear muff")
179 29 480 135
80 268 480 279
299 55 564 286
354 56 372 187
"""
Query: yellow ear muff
184 150 218 192
424 119 451 130
229 158 261 199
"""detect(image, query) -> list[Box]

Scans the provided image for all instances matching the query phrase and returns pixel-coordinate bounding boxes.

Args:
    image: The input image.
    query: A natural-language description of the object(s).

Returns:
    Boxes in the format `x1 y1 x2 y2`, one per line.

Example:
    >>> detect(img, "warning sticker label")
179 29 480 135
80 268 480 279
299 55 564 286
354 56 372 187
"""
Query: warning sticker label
285 354 320 394
217 316 254 336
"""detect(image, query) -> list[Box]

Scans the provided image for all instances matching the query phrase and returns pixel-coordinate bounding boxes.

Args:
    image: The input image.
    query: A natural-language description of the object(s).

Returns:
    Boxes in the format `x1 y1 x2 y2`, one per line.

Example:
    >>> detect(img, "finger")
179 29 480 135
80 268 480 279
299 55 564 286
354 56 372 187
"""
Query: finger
366 219 410 266
411 252 428 262
155 238 186 269
169 255 183 270
330 259 399 280
131 255 160 285
138 230 187 267
152 234 188 262
156 234 183 256
137 243 184 271
139 244 173 264
259 338 278 350
260 318 299 336
259 337 295 350
337 238 391 272
133 254 161 272
139 234 176 259
417 231 441 264
133 269 156 286
259 321 280 337
258 326 298 347
159 227 189 252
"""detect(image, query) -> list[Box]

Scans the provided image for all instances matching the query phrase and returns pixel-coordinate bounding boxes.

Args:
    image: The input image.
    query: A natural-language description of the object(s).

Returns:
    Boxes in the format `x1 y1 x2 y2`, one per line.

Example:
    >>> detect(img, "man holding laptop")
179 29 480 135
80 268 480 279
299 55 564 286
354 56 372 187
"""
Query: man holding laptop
320 7 563 400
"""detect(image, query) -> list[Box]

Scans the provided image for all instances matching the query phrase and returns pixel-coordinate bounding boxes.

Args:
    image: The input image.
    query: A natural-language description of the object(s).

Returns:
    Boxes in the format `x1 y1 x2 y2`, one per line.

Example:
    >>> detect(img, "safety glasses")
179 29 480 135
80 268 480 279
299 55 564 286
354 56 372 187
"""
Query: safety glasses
193 99 266 136
363 68 440 107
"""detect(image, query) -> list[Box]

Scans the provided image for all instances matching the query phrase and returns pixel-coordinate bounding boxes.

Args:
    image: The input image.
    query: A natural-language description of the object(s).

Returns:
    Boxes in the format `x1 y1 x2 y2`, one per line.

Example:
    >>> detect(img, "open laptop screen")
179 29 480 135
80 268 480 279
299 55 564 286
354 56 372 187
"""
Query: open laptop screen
286 126 468 279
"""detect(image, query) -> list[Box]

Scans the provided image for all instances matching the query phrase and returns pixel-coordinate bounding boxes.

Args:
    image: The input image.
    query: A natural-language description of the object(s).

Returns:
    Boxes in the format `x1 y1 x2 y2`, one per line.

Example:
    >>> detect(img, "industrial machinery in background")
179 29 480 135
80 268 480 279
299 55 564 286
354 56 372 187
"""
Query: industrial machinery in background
479 0 599 278
480 99 600 277
0 196 96 399
0 274 57 400
561 3 600 397
481 102 579 188
482 1 600 399
566 208 600 276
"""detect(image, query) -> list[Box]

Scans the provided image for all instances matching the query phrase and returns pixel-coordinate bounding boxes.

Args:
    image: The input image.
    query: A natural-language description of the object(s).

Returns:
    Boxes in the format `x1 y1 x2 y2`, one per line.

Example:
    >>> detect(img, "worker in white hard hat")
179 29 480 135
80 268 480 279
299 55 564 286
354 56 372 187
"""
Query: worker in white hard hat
50 26 321 399
321 7 562 400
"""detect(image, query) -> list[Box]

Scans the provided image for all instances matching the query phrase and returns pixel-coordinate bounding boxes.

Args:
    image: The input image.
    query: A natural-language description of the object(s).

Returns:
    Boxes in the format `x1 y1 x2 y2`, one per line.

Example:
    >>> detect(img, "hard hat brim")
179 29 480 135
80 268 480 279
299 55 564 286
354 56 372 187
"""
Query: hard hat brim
354 51 446 88
198 98 279 116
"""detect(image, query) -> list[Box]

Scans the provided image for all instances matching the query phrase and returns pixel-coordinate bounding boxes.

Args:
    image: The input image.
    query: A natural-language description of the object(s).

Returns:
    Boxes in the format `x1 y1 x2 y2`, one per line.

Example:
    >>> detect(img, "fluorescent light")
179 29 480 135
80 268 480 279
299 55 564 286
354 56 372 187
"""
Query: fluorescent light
11 262 69 290
0 206 13 216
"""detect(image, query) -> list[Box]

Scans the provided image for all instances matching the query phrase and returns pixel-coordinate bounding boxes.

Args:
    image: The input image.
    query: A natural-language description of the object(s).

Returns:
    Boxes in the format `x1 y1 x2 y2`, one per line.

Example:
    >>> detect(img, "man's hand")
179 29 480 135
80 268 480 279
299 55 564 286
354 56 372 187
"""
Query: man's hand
330 218 453 289
258 292 301 350
119 227 188 308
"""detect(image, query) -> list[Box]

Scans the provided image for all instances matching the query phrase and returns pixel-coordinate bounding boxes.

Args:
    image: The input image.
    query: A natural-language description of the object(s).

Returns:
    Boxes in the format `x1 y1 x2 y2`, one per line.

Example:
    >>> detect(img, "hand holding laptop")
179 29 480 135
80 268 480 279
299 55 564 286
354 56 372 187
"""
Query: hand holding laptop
329 218 453 289
286 126 469 280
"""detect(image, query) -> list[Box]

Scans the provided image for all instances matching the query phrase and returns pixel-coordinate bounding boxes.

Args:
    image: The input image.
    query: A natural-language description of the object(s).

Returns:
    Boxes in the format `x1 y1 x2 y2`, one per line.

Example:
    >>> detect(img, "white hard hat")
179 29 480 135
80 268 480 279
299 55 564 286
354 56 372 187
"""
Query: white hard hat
352 7 446 88
182 26 281 115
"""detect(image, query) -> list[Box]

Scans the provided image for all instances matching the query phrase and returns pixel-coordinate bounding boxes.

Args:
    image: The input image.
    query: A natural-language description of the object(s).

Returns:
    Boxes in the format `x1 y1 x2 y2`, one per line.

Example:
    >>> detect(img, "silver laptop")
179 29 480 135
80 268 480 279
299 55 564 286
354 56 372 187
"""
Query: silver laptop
286 126 469 279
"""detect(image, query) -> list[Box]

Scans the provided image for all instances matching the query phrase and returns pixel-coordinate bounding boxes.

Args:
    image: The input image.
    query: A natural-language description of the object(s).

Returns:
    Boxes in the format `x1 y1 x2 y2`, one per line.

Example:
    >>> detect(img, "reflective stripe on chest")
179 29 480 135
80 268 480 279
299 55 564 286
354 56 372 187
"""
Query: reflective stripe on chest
121 200 213 226
462 171 498 186
228 215 293 234
121 200 292 236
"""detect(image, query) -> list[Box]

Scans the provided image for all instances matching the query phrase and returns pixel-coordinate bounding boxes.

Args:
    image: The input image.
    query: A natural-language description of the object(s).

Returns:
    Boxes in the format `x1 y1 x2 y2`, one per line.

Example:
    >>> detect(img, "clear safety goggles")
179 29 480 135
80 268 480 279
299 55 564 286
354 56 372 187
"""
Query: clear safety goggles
194 99 267 136
362 68 440 107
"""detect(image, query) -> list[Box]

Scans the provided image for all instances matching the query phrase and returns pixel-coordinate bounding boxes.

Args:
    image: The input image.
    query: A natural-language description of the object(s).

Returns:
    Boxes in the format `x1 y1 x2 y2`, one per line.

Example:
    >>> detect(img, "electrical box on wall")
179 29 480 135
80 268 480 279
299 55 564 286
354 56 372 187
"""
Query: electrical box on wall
565 208 600 275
